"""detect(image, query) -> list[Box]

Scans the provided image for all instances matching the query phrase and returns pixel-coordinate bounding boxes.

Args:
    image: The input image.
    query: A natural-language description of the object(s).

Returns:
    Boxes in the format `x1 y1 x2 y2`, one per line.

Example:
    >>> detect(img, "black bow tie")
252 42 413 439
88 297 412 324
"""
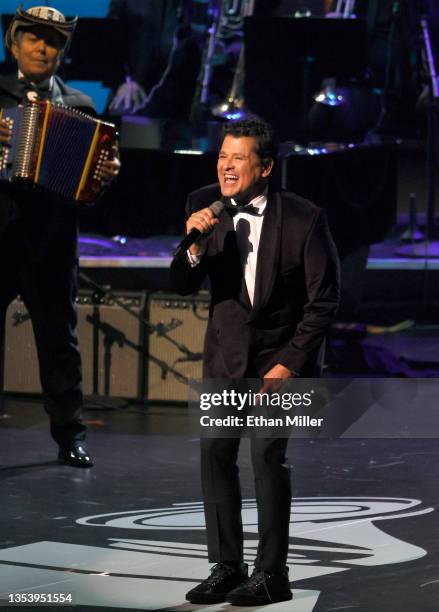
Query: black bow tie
18 78 51 101
226 203 263 217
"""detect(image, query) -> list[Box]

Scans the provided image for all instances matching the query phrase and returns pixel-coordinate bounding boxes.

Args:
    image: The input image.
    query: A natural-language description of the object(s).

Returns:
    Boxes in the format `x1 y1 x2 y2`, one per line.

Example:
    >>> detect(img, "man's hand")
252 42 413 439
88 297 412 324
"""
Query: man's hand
259 363 293 395
186 207 220 256
0 119 11 148
100 145 121 186
109 76 147 114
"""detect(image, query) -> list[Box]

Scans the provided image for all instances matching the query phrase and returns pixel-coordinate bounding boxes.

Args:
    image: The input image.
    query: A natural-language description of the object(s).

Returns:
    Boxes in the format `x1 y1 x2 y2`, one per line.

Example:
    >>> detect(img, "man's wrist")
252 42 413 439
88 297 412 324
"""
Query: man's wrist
188 245 204 257
186 249 203 267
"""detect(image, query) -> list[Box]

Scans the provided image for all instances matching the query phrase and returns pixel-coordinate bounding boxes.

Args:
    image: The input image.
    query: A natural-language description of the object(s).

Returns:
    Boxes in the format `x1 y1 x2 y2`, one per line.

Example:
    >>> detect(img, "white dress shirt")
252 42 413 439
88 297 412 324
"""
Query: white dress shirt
18 70 54 101
230 192 266 304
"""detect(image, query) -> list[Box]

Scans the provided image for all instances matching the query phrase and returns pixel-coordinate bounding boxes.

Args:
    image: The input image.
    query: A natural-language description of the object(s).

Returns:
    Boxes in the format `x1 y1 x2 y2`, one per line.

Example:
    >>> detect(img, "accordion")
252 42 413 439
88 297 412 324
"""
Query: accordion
0 100 116 203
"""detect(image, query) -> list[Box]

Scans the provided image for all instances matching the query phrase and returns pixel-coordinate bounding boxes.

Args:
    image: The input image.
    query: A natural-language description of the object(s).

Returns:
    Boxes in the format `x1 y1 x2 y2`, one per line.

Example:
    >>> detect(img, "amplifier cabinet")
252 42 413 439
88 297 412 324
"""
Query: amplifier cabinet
3 291 148 399
146 291 209 403
3 297 94 395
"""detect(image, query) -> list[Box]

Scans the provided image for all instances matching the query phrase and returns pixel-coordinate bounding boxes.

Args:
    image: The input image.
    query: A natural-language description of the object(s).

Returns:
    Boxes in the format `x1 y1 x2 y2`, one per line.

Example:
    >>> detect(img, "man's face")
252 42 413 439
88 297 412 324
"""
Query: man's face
11 26 63 82
217 135 273 201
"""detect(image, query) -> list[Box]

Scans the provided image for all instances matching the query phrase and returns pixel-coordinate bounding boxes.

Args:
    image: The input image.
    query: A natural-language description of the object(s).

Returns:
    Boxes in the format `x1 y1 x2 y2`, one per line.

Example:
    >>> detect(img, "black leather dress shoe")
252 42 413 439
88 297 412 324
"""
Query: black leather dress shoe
58 445 93 468
186 562 248 604
227 567 292 606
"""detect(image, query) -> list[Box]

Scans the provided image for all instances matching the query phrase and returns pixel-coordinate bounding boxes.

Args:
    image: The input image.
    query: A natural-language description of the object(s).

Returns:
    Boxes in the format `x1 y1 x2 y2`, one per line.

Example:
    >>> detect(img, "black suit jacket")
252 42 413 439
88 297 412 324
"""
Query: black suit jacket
0 73 96 267
170 183 340 378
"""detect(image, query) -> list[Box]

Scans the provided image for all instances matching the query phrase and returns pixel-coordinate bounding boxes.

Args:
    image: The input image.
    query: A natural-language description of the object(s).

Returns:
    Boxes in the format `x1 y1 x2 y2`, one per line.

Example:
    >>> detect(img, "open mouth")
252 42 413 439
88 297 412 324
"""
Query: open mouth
224 173 238 184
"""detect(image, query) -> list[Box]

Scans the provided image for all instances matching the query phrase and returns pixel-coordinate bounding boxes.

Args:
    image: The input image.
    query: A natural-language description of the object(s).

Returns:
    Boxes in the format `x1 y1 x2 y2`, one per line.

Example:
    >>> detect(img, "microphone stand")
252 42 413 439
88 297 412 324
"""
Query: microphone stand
189 0 221 123
397 15 439 257
83 288 128 410
79 272 202 361
85 315 188 389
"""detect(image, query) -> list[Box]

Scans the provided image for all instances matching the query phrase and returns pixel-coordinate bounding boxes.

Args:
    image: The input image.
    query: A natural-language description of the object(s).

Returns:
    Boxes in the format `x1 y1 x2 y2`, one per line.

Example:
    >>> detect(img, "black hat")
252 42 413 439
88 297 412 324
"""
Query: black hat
5 4 77 51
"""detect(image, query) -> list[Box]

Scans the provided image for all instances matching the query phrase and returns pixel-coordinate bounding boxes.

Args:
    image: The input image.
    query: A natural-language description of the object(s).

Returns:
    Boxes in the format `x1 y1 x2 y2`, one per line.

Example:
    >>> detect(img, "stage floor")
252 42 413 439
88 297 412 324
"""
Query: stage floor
1 397 438 612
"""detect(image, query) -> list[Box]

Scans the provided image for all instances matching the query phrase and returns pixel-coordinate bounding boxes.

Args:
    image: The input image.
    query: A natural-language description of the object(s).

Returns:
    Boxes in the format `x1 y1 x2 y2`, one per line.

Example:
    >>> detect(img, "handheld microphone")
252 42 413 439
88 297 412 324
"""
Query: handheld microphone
174 200 225 256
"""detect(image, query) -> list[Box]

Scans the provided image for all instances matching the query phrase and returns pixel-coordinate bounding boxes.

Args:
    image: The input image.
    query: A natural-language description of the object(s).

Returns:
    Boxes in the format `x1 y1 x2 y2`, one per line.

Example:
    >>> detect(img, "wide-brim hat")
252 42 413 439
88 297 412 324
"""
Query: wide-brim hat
4 4 78 50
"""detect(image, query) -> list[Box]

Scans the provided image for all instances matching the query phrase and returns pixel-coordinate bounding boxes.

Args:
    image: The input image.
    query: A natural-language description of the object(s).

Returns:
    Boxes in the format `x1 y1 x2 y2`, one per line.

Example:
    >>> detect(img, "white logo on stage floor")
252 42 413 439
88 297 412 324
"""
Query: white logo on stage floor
0 497 433 611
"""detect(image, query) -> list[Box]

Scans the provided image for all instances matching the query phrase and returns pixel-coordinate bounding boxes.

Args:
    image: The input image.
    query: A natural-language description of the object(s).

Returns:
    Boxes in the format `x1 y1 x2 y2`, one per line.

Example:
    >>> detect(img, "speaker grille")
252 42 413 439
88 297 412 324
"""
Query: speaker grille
146 292 209 402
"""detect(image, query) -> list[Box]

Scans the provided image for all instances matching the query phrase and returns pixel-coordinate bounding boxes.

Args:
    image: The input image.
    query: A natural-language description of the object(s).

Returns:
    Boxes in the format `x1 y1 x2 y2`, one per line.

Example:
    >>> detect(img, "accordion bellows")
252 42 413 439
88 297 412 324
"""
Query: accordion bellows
0 101 116 203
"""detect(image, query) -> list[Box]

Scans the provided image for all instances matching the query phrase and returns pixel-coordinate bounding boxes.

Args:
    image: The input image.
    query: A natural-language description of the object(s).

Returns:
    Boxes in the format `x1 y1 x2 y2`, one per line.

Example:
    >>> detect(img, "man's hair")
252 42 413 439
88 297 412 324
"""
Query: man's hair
222 118 276 164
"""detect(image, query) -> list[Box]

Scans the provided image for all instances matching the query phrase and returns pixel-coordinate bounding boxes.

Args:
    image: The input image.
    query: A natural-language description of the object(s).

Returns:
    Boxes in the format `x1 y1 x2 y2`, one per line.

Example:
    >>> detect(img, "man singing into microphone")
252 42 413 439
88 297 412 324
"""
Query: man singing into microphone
170 118 340 606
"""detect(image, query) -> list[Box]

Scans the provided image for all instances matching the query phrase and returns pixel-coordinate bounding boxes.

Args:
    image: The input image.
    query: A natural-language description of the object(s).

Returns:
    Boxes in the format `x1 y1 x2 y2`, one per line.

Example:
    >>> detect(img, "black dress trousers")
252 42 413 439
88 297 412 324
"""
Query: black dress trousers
0 212 85 448
201 434 291 572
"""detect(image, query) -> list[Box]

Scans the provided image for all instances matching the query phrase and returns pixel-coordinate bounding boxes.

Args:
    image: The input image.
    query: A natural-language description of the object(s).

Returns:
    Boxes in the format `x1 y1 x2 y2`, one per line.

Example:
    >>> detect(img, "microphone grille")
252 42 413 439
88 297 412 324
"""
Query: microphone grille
209 200 226 217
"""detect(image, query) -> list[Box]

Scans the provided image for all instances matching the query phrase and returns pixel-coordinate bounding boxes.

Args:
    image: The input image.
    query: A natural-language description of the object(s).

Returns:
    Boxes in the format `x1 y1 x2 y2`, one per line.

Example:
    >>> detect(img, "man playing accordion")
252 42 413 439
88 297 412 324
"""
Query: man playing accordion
0 5 120 467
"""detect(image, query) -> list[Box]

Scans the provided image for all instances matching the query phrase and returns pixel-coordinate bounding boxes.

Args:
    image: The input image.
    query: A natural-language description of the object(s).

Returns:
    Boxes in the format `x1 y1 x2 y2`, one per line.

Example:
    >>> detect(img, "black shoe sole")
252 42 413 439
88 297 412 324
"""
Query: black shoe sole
186 593 227 604
58 461 93 468
58 455 93 468
227 592 293 606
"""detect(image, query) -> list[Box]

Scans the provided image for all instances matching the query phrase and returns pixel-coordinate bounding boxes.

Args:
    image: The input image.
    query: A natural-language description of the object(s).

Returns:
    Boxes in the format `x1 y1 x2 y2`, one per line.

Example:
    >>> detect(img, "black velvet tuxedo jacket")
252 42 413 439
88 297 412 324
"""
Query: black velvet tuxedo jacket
0 73 95 267
170 183 340 378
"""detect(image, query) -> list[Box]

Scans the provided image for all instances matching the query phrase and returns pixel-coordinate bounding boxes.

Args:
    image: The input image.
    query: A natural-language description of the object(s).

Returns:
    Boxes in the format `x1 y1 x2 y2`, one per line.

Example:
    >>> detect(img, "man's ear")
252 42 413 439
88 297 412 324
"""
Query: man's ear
10 41 19 61
262 159 274 178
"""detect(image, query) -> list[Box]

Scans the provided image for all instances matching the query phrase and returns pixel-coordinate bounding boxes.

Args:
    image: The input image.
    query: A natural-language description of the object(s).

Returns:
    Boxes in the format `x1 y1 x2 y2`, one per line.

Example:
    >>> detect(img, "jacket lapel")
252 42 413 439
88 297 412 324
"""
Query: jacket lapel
0 74 23 103
250 191 282 319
